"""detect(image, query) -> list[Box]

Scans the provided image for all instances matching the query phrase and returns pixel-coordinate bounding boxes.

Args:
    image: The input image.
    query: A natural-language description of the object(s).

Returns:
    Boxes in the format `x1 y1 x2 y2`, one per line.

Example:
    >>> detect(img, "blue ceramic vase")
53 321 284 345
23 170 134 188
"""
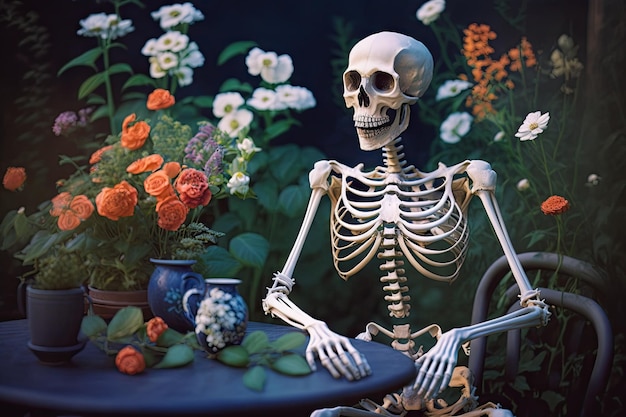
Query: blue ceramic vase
147 259 204 332
182 278 248 354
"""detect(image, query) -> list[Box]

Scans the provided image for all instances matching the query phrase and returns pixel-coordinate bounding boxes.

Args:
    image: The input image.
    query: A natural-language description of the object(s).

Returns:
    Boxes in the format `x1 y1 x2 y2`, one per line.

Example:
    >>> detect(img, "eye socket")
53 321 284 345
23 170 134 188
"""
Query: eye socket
372 71 395 92
344 71 361 91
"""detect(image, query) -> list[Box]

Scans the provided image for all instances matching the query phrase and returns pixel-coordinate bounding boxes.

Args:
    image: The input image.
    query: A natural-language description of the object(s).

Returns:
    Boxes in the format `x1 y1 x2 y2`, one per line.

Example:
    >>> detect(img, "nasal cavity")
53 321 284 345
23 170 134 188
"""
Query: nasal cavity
358 86 370 107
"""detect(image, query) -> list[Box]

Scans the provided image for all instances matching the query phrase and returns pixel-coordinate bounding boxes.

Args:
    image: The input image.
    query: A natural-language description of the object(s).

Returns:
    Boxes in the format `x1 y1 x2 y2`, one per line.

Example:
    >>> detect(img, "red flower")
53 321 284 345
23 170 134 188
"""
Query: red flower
541 195 570 215
147 89 175 110
3 167 26 191
146 317 168 342
175 168 211 209
115 346 146 375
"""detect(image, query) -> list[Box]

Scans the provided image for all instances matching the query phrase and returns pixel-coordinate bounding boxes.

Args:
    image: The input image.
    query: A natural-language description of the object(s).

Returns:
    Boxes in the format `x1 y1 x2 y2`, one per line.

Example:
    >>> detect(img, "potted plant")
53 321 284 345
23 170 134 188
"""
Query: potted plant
17 246 89 364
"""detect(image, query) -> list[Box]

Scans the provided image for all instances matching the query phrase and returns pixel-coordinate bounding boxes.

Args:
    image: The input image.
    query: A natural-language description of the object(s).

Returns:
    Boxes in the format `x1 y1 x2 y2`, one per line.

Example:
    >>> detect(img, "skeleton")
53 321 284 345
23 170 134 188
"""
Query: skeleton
262 31 551 416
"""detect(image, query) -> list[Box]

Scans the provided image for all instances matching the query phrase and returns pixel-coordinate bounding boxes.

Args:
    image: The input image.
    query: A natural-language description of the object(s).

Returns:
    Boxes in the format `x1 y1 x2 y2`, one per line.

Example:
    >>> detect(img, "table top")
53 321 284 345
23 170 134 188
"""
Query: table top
0 319 416 417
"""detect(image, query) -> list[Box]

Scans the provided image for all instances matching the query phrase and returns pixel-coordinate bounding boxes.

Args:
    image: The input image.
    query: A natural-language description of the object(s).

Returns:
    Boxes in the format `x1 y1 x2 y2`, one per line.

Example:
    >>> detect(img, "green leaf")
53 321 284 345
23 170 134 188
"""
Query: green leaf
106 306 144 340
153 344 195 368
89 105 110 123
216 345 249 367
229 233 269 269
243 366 266 391
252 180 279 213
13 210 31 241
107 62 133 76
81 315 108 338
270 354 312 376
78 72 106 100
122 73 156 90
192 95 214 108
155 328 185 347
57 47 102 76
200 245 242 277
278 185 308 217
242 331 270 354
264 119 296 141
218 78 254 94
270 332 306 352
217 41 258 65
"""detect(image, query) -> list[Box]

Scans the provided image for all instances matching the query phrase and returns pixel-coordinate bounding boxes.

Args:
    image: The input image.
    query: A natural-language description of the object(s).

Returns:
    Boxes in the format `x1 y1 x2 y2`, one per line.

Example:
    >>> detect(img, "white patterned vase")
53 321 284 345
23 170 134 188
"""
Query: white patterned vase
182 278 248 354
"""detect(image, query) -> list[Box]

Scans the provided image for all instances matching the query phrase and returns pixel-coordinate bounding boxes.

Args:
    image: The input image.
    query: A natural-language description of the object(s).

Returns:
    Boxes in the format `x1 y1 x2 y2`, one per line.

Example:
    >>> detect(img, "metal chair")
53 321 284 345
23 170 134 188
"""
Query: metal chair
468 252 613 417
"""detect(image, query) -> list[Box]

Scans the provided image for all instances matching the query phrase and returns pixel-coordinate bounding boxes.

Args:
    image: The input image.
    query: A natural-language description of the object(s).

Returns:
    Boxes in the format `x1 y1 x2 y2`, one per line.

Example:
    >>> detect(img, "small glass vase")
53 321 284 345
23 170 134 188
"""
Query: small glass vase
182 278 248 354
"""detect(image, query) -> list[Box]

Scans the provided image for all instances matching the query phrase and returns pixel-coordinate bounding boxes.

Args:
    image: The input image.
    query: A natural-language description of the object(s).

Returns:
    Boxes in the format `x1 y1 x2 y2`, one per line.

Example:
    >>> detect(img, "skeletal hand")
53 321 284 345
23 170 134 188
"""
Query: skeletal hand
305 320 372 381
413 328 461 399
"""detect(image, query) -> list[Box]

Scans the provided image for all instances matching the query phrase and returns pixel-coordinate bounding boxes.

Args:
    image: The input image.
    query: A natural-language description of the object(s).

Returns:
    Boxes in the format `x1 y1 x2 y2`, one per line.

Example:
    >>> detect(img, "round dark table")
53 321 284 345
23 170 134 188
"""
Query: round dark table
0 319 416 417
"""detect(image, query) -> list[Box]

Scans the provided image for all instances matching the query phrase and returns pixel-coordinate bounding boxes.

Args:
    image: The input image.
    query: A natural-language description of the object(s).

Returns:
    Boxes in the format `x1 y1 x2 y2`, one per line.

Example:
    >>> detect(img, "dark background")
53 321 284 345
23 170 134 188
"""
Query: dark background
0 0 595 318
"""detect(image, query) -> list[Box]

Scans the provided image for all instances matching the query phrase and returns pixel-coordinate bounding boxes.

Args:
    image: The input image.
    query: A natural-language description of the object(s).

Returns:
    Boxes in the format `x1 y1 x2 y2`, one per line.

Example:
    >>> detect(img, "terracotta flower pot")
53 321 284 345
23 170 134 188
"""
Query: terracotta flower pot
87 286 152 320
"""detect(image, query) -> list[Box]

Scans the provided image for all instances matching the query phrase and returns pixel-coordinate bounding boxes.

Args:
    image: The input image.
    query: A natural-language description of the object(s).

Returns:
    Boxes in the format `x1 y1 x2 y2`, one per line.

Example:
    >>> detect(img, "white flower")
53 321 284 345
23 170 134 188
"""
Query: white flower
586 173 601 186
275 85 317 111
142 38 159 56
218 109 254 138
155 31 189 53
212 92 245 118
151 2 204 30
237 138 262 156
416 0 445 25
173 66 194 86
493 131 505 142
440 112 473 144
246 47 294 84
149 58 167 79
515 111 550 141
77 13 134 40
227 172 250 195
156 52 179 71
247 88 279 111
516 178 530 191
435 79 472 101
180 42 204 68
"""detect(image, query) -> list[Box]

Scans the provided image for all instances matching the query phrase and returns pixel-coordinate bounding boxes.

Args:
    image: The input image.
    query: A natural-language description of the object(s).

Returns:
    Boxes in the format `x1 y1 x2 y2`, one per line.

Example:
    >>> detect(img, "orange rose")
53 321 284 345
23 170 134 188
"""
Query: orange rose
174 168 211 209
156 195 189 231
95 181 138 220
3 167 27 191
162 161 181 178
127 154 164 174
147 89 175 110
69 195 94 220
146 317 168 343
89 145 114 165
144 170 172 198
541 195 570 216
50 192 72 216
121 114 150 150
115 346 146 375
57 211 81 231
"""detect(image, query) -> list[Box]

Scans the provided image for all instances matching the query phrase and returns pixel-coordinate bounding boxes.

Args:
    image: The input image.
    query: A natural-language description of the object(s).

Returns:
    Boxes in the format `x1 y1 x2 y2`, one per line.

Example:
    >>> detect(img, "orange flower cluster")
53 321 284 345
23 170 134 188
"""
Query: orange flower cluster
50 191 95 231
2 167 27 191
115 345 146 375
461 24 537 120
541 195 570 215
146 316 168 343
146 88 175 111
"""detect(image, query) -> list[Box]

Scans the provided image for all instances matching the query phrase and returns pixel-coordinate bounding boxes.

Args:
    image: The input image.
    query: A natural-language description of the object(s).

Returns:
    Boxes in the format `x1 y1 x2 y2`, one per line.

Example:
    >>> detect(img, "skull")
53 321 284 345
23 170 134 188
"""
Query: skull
343 31 433 150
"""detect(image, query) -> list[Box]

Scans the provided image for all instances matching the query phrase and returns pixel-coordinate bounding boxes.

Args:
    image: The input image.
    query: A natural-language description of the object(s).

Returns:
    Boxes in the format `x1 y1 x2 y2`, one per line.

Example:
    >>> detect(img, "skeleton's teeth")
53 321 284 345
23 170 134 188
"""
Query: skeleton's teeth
354 115 390 129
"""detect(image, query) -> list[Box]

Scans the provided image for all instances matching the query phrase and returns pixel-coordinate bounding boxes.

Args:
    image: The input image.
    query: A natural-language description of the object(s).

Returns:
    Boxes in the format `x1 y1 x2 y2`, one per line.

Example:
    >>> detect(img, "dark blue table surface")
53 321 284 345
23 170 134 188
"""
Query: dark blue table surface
0 319 416 416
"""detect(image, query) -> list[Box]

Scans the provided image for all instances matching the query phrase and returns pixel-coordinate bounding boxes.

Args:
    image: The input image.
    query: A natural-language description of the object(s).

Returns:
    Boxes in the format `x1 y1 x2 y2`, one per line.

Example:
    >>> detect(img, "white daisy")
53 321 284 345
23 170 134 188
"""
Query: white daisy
247 88 279 111
416 0 446 25
213 92 245 118
227 172 251 195
155 31 189 53
439 112 473 144
151 2 204 30
218 109 253 138
515 111 550 141
435 79 473 101
156 52 179 71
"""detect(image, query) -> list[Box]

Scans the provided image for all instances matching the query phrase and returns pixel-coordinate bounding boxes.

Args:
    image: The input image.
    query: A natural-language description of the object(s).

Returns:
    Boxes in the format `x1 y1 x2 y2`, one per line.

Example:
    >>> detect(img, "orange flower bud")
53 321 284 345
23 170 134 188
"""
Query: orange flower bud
162 162 181 178
115 346 146 375
147 89 175 111
121 114 150 151
3 167 27 191
146 317 168 343
89 145 114 165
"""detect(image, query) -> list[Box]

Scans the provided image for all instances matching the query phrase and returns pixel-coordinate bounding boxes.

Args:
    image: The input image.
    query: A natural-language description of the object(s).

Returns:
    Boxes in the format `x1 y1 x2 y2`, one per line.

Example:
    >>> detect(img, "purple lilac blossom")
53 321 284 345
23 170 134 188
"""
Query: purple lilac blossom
77 107 94 126
184 123 223 176
52 111 78 136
